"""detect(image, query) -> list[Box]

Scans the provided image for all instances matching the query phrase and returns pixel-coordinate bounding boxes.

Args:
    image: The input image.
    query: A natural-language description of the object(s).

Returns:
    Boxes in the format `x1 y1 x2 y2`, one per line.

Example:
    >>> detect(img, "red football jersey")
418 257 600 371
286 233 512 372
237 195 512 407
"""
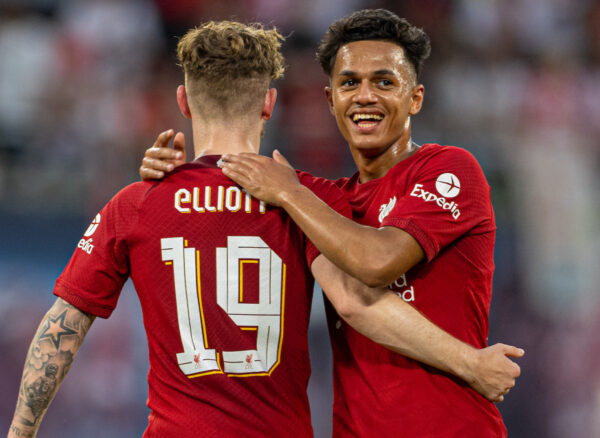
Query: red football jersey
55 155 349 438
328 144 506 437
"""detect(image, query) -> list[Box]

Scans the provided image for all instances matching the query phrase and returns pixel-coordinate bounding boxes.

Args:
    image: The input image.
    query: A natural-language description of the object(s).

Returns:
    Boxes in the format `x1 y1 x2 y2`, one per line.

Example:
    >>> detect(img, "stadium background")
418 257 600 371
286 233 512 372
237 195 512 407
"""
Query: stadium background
1 0 599 436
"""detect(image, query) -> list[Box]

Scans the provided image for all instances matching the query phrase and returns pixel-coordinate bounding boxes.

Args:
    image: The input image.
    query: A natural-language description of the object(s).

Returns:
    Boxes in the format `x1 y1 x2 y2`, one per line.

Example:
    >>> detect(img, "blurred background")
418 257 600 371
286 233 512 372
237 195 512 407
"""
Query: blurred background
1 0 599 436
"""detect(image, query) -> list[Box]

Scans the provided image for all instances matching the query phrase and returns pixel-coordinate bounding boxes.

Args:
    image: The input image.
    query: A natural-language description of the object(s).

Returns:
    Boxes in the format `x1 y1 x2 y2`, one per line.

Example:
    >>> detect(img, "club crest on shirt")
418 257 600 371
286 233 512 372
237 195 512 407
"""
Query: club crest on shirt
378 196 397 223
245 354 253 369
194 353 202 368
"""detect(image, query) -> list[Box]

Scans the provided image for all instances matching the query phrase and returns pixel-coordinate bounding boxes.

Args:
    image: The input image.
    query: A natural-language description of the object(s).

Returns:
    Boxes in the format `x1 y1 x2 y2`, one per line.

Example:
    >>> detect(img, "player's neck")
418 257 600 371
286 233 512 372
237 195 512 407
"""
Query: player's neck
191 120 262 158
352 135 417 183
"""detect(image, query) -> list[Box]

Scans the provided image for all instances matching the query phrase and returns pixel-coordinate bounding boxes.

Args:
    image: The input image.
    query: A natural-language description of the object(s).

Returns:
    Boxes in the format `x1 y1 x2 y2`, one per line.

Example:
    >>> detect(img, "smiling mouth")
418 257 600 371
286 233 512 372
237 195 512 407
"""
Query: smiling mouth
351 113 384 128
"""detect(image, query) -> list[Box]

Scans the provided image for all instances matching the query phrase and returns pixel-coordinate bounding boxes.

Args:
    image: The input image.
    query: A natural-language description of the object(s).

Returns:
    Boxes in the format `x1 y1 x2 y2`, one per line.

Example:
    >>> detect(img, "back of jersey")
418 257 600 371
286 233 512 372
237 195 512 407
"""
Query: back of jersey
133 156 317 437
56 156 317 437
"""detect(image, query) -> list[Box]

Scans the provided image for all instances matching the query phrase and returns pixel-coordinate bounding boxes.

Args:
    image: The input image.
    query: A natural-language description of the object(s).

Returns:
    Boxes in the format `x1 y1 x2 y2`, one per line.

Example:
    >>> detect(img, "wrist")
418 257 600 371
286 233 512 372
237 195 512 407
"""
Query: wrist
278 183 307 209
454 344 479 384
9 423 37 438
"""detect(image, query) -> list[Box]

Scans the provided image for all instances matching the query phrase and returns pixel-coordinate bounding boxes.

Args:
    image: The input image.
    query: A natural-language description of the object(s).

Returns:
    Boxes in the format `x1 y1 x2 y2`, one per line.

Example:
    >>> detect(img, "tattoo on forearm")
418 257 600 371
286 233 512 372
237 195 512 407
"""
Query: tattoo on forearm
9 425 35 437
12 298 94 431
38 310 78 349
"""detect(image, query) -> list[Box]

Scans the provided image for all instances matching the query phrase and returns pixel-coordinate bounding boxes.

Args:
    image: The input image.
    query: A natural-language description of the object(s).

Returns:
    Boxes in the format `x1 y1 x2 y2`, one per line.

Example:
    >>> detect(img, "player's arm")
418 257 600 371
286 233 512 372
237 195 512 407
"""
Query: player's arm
139 135 419 286
220 151 420 287
310 255 523 403
139 129 187 180
8 298 95 438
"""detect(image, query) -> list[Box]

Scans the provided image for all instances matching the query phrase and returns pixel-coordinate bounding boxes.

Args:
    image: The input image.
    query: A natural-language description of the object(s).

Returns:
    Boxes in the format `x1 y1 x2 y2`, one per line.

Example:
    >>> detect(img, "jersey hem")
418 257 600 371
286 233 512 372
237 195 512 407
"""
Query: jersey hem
381 217 438 262
54 278 114 318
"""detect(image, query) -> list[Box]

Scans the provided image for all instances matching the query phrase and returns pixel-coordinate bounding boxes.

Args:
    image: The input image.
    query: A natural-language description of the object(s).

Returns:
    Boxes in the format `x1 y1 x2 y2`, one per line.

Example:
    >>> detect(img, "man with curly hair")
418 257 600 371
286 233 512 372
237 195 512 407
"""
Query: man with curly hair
216 9 520 437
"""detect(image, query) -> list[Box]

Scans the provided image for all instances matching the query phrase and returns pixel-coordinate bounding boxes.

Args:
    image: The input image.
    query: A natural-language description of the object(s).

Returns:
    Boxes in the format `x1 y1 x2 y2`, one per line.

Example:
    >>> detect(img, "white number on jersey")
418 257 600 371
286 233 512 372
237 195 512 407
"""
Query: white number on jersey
161 236 285 378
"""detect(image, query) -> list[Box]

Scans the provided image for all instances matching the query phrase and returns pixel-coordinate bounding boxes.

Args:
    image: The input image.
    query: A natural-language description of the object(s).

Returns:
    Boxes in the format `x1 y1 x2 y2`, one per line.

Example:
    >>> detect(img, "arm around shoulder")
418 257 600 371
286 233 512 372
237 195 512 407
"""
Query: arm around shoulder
281 183 425 287
310 255 524 402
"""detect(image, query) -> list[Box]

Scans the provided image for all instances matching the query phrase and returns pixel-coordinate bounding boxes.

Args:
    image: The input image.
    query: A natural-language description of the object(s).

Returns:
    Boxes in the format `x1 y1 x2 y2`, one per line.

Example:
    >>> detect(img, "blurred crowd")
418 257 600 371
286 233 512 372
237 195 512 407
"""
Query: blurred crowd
1 0 599 437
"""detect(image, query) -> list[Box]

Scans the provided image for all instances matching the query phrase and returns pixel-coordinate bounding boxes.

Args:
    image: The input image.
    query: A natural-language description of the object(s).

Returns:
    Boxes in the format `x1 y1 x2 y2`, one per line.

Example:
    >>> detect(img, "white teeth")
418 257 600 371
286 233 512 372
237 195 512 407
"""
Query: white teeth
352 113 383 122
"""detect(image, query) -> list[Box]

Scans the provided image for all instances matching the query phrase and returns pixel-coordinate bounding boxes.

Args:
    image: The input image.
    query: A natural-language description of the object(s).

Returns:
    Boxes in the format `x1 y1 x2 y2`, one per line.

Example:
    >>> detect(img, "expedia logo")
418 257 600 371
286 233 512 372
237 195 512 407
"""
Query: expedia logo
84 213 101 237
435 173 461 198
410 182 461 220
388 274 415 302
378 196 397 223
78 213 100 254
77 238 95 254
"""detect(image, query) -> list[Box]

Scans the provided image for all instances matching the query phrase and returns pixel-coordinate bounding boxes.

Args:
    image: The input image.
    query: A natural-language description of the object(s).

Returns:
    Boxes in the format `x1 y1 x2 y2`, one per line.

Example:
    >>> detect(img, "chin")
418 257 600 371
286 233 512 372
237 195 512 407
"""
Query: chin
351 136 384 149
353 144 389 158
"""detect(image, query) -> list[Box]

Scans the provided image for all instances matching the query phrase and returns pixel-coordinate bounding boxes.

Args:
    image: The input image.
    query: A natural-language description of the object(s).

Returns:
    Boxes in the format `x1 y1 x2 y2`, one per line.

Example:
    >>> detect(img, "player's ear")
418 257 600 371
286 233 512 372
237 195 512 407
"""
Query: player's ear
177 85 192 119
261 88 277 120
324 86 335 116
409 84 424 116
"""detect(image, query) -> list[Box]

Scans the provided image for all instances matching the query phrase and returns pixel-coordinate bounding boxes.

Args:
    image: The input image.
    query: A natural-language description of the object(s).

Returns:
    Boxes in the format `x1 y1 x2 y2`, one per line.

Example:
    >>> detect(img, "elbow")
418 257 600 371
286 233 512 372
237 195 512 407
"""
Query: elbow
329 284 369 322
360 274 391 289
355 260 402 288
331 293 361 321
335 299 365 325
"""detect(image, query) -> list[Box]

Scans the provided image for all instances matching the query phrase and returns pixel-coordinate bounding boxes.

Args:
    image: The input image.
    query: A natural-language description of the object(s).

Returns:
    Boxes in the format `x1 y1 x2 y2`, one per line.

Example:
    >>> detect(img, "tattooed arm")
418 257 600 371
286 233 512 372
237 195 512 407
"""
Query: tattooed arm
7 297 95 438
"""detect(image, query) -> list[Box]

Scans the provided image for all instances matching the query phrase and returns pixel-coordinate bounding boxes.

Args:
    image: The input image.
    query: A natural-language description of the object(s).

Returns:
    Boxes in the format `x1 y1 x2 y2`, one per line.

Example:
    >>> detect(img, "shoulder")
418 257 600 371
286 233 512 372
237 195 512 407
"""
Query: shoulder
296 170 351 217
408 144 488 184
418 144 483 170
296 170 337 195
101 181 155 223
111 181 155 206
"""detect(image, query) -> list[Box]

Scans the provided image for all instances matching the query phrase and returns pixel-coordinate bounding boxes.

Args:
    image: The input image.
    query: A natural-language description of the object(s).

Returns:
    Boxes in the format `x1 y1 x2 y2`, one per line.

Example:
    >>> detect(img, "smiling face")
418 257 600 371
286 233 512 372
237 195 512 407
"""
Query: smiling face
326 40 424 160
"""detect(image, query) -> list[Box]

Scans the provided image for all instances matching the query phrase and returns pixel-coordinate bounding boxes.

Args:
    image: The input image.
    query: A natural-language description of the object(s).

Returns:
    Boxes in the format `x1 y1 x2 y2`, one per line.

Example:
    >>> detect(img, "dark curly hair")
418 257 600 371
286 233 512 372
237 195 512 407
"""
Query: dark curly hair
317 9 431 79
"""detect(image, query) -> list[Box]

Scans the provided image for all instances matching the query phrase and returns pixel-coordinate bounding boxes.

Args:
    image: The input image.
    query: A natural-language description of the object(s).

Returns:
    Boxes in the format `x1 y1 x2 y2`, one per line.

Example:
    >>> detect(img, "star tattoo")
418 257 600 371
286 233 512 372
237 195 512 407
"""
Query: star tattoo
39 310 77 350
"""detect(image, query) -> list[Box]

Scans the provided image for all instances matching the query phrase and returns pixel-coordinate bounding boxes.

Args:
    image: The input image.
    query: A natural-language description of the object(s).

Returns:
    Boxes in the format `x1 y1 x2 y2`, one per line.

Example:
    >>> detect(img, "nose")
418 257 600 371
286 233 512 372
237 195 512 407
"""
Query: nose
352 80 377 105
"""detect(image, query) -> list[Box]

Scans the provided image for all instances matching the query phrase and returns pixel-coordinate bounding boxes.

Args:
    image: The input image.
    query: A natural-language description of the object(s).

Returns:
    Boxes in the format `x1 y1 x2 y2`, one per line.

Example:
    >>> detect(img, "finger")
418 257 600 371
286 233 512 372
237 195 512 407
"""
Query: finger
490 394 502 403
512 362 521 378
220 159 254 176
146 147 182 160
221 153 263 166
155 129 175 148
142 157 175 172
140 166 165 181
221 166 249 186
273 149 293 169
503 345 525 358
173 132 186 159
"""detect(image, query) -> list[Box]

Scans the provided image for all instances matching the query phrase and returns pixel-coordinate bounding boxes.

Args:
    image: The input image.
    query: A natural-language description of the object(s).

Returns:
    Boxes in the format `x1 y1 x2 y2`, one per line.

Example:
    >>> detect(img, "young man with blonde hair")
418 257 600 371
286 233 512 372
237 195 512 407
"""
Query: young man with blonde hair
8 21 331 437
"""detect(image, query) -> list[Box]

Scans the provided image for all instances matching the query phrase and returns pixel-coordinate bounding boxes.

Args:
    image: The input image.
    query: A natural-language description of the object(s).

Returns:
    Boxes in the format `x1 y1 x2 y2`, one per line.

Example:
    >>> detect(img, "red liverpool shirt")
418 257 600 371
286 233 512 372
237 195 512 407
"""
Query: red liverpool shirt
329 144 506 437
54 155 349 438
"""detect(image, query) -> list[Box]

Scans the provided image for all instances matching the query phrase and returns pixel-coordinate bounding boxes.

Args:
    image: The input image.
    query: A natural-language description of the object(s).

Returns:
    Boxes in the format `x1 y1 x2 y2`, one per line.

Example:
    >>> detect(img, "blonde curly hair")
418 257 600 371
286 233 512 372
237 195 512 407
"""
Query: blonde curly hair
177 21 285 120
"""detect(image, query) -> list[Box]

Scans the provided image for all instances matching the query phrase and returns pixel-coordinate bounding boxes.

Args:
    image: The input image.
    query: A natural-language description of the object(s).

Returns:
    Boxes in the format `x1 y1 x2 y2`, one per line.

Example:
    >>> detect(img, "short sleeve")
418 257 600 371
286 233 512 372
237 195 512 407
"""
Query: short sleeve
297 172 353 267
381 147 495 262
54 184 145 318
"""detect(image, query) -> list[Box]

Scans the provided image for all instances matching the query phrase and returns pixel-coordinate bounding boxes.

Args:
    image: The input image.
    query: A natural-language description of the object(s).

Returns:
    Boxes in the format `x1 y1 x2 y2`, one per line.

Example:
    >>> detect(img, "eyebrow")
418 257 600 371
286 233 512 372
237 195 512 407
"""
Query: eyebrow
374 69 395 76
337 69 396 77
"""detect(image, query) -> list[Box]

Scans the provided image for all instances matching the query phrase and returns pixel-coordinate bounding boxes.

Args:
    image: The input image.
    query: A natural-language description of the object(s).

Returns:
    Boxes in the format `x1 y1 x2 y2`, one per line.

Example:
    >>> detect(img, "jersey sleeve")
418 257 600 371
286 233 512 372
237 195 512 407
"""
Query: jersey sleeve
297 172 353 267
54 183 147 318
381 147 495 262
